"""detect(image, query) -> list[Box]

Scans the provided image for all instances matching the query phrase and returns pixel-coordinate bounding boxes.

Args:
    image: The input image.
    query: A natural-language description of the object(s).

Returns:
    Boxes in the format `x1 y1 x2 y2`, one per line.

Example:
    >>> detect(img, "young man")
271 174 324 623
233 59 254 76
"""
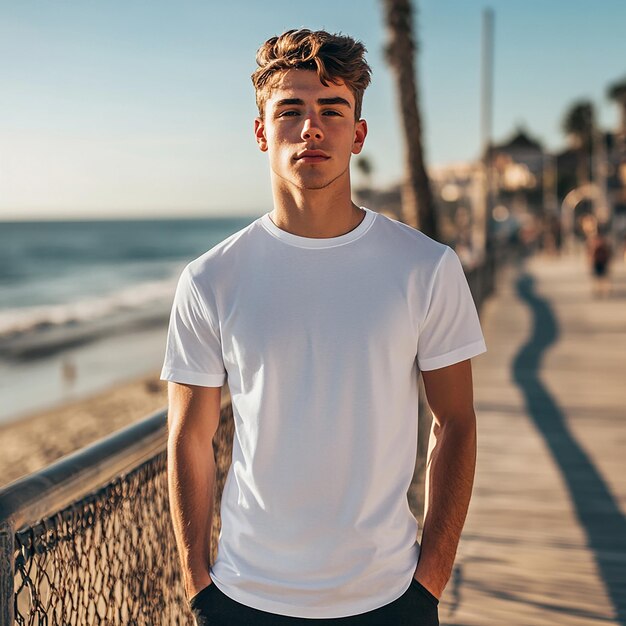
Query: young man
161 28 487 625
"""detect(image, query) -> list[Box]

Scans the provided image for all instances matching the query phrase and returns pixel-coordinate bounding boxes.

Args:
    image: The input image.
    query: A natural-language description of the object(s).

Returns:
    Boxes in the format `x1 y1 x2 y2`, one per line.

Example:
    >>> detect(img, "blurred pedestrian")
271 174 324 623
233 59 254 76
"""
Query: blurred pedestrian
587 230 613 298
543 213 562 257
61 356 77 392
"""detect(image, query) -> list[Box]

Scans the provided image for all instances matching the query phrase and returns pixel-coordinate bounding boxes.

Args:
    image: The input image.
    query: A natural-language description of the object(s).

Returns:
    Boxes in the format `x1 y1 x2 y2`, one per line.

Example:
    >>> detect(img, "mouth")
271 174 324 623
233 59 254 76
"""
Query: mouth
294 150 330 164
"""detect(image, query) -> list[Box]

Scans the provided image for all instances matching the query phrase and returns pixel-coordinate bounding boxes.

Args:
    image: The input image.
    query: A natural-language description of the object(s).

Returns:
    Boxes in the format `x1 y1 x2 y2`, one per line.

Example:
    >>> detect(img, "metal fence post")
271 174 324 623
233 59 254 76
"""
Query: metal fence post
0 520 14 626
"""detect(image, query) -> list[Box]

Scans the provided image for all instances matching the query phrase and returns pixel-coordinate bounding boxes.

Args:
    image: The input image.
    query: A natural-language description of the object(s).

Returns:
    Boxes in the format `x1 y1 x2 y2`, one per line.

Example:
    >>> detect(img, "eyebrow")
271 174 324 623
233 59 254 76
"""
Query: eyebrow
274 97 352 109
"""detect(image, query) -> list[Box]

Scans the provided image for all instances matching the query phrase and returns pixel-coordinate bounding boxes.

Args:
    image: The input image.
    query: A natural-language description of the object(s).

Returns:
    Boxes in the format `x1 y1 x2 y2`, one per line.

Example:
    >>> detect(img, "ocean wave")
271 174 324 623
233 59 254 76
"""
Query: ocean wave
0 275 181 360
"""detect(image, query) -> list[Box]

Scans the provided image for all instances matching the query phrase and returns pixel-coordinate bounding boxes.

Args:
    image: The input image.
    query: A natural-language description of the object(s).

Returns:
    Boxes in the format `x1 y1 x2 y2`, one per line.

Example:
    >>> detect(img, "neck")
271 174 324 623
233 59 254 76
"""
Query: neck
269 174 364 239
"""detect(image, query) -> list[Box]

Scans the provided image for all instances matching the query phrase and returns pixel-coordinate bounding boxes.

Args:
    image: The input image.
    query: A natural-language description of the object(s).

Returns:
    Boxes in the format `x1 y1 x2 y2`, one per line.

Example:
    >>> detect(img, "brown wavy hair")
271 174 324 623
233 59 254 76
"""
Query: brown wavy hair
252 29 372 121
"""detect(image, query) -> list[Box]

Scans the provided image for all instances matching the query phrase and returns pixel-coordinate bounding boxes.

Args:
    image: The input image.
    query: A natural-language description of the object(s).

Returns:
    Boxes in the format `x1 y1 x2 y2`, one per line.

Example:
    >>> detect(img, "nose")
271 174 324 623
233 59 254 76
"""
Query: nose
301 115 324 142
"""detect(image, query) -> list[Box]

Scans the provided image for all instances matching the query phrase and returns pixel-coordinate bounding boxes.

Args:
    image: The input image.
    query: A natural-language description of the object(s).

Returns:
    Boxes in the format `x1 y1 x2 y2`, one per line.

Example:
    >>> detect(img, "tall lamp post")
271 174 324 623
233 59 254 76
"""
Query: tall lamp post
479 7 495 264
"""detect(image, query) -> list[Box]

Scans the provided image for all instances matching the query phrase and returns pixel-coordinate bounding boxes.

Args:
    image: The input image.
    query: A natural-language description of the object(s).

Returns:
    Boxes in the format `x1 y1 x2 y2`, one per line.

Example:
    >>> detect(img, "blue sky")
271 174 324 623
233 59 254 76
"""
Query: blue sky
1 0 625 220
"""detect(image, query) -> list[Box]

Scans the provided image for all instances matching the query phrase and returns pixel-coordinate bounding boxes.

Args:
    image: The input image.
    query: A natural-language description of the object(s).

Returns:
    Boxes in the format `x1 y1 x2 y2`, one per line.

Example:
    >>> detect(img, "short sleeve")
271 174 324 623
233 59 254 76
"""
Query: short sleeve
160 265 226 387
417 246 487 371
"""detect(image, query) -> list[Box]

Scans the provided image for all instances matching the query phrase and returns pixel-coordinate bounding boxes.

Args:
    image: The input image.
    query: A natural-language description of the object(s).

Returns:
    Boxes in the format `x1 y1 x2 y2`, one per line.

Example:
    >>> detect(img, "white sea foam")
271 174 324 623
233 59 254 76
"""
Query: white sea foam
0 272 183 359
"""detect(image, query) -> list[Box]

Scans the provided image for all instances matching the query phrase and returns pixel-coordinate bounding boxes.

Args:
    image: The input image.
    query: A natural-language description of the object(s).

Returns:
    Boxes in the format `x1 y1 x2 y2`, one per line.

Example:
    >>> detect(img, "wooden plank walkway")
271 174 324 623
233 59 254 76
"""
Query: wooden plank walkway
440 250 626 626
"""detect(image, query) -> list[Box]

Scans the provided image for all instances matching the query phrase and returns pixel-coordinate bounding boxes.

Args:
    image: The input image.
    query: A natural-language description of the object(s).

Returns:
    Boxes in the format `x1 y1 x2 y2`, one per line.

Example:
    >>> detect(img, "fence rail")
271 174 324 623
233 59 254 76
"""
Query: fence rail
0 409 172 625
0 246 501 625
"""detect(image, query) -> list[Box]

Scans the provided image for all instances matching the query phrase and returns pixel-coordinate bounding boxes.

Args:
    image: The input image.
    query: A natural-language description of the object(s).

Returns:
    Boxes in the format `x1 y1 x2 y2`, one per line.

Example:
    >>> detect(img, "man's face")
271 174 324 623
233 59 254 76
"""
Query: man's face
254 69 367 191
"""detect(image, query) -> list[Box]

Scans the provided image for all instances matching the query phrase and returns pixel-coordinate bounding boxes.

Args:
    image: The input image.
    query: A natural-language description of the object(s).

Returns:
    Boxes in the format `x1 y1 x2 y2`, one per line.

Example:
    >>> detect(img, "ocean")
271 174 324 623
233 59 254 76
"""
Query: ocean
0 214 257 424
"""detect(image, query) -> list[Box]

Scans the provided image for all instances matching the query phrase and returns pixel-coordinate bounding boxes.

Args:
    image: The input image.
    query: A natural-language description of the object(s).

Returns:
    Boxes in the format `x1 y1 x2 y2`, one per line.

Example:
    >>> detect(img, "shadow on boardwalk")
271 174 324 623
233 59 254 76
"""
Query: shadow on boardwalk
513 271 626 625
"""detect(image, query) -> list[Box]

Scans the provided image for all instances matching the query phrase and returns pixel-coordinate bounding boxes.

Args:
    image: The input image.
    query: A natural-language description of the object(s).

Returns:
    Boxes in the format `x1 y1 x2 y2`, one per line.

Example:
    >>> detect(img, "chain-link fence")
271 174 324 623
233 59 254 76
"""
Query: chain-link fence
0 396 235 626
11 452 180 624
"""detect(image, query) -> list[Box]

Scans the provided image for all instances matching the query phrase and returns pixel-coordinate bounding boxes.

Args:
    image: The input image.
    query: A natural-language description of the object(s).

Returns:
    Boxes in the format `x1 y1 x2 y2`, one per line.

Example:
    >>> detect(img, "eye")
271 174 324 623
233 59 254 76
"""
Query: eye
278 110 299 118
322 110 342 116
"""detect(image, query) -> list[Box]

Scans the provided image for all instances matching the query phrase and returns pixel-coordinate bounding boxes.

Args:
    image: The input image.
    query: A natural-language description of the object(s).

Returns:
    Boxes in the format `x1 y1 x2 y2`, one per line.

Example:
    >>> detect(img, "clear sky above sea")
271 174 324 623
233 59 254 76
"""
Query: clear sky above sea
1 0 625 220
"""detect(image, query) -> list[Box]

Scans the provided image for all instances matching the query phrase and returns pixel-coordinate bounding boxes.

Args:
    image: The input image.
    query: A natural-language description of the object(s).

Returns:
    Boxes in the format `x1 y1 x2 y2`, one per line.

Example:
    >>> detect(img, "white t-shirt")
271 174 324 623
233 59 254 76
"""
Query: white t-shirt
160 206 487 618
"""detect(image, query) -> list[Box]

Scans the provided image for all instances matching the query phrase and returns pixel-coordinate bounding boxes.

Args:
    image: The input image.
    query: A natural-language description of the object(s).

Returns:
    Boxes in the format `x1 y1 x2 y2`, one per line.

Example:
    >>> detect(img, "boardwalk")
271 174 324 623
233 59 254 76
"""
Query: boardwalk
441 251 626 626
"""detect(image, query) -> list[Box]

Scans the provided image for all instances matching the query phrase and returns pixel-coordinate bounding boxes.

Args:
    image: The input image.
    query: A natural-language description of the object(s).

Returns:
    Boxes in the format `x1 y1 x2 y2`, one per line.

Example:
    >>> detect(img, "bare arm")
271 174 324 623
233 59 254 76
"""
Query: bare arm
167 381 222 600
414 359 478 600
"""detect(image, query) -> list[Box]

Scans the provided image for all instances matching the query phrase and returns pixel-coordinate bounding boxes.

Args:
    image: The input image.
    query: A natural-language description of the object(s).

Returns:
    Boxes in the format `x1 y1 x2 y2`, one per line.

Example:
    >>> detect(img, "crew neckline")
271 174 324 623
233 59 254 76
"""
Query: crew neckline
260 207 377 249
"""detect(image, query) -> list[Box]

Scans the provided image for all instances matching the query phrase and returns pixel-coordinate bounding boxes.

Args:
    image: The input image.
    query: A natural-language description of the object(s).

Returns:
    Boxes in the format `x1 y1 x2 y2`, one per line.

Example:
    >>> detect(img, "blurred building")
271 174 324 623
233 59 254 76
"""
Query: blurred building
356 118 626 258
555 129 626 240
484 126 545 216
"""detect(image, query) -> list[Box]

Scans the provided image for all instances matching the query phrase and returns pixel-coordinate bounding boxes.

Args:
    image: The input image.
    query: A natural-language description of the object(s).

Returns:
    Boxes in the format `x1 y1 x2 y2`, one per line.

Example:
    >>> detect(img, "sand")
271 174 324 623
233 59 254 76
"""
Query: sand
0 370 169 488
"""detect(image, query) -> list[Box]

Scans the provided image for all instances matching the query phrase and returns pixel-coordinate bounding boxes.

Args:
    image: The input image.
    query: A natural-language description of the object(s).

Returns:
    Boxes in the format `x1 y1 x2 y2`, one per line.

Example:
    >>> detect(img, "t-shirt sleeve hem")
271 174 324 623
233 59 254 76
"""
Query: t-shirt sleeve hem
159 367 226 387
418 338 487 371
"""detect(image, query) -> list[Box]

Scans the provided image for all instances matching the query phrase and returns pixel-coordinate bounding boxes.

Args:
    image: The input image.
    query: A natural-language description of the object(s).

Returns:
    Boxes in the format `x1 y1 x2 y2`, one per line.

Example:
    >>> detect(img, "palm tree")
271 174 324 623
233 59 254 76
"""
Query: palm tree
607 77 626 137
354 155 375 211
355 155 374 188
562 100 595 186
382 0 438 239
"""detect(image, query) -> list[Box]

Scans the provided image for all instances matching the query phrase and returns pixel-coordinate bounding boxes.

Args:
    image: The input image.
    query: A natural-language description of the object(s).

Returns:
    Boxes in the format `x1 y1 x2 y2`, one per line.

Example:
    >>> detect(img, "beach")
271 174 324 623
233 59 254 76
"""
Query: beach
0 368 169 488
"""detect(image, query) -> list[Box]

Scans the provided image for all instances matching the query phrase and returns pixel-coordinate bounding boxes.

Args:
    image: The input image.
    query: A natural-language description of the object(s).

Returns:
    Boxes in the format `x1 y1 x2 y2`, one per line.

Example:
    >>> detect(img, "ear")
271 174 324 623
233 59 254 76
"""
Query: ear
351 119 368 155
254 117 268 152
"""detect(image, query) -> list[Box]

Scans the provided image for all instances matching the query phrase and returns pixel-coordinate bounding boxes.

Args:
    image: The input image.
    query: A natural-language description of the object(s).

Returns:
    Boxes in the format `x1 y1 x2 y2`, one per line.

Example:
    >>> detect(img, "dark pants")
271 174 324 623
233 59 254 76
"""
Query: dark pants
189 579 439 625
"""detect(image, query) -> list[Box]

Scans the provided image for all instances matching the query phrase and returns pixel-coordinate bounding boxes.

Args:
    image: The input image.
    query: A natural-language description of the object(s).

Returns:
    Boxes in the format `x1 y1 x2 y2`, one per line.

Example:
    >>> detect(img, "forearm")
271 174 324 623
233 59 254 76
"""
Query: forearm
167 431 216 595
415 415 477 597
